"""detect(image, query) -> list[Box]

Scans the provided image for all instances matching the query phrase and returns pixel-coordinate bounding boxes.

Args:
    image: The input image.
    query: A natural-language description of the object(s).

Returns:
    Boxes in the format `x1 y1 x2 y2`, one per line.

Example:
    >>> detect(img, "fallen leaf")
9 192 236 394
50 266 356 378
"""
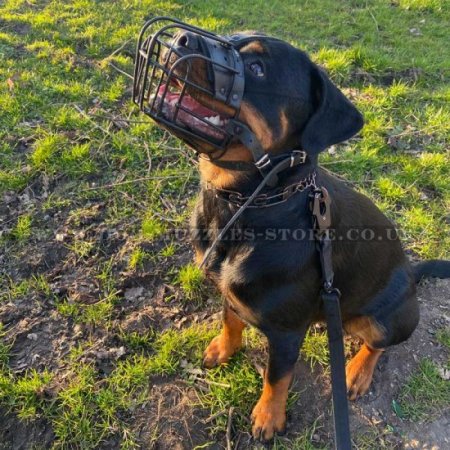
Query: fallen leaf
391 399 405 418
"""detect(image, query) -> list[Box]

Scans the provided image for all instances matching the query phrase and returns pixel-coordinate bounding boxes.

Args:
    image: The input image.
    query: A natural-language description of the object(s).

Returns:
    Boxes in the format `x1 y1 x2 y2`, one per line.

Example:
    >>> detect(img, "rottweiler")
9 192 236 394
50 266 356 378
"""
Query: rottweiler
139 28 450 442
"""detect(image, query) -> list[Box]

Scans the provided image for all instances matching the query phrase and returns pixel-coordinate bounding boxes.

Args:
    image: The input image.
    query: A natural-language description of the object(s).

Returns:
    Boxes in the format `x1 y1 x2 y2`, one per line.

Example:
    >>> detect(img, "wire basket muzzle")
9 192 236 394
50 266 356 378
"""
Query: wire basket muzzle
133 17 245 152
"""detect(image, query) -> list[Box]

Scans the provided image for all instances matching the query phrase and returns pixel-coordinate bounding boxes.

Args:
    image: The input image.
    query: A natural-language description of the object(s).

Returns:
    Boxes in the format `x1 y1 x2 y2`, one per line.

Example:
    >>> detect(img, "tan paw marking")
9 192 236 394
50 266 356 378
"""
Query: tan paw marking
202 334 240 368
251 397 286 441
346 344 383 401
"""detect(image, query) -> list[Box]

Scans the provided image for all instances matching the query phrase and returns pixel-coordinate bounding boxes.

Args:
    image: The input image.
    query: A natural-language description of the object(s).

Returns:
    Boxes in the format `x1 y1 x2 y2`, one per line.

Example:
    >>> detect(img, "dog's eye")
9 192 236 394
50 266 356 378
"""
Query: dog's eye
249 62 264 77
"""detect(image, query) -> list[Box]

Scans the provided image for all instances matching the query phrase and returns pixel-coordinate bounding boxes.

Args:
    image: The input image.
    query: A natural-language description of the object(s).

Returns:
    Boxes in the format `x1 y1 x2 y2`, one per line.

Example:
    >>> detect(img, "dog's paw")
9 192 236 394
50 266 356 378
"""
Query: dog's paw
251 398 286 442
346 362 373 401
202 334 239 368
346 344 382 401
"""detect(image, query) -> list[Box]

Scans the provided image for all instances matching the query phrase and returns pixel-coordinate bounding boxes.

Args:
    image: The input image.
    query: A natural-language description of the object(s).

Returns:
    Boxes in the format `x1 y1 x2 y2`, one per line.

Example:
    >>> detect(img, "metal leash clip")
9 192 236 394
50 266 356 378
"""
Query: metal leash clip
310 187 332 233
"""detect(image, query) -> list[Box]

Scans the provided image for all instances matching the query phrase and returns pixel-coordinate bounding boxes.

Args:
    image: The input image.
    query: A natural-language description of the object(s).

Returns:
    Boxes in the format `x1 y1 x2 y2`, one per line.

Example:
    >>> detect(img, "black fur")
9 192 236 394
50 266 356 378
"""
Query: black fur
186 33 449 439
413 260 450 282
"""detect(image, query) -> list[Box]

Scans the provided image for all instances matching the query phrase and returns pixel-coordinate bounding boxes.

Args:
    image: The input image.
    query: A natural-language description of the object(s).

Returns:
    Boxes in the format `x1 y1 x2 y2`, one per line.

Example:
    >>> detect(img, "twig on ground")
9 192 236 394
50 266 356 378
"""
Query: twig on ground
234 409 251 425
73 105 112 136
144 142 153 175
75 109 151 124
103 39 133 60
234 432 242 450
108 61 134 79
226 406 235 450
84 174 189 191
192 374 231 389
203 409 227 424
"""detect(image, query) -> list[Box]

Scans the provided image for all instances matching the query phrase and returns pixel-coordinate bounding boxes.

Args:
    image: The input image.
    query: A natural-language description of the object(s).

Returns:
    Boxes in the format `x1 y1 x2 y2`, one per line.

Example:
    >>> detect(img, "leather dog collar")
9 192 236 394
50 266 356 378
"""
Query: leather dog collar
204 147 309 188
209 171 316 208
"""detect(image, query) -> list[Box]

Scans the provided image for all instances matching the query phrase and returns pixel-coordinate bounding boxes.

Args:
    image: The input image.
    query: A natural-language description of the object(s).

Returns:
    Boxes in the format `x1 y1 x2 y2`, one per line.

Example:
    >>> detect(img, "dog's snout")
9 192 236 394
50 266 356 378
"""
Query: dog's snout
174 31 199 50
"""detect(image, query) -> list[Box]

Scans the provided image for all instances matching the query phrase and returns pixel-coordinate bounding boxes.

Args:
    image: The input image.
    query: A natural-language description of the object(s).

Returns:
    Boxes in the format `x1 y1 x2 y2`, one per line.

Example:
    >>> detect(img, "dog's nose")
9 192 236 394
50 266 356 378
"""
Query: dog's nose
174 31 199 50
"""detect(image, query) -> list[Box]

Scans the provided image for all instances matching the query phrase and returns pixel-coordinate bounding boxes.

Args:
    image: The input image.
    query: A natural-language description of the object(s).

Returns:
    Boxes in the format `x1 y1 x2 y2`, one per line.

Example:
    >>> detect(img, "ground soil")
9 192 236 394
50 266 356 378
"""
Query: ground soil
1 271 448 449
0 189 449 449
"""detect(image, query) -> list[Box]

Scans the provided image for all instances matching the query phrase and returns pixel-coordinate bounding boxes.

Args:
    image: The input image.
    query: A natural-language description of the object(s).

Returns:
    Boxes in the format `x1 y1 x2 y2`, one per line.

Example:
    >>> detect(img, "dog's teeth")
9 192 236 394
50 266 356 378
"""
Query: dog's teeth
207 115 221 126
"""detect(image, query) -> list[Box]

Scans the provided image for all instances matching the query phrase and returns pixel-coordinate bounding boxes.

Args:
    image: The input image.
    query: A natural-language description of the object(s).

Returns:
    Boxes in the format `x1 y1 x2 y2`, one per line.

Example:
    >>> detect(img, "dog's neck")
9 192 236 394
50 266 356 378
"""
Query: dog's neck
198 144 317 191
198 145 253 189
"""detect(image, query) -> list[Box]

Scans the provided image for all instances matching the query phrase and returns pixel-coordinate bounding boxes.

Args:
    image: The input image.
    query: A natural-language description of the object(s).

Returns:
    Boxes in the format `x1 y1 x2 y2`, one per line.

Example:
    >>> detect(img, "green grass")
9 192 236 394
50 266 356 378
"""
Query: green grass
397 358 450 421
141 217 166 240
199 353 262 430
0 274 52 303
0 0 449 448
272 428 327 450
127 246 148 270
118 330 154 352
0 324 10 369
56 291 119 325
11 214 32 241
436 327 450 349
0 323 216 447
301 328 330 369
176 263 205 301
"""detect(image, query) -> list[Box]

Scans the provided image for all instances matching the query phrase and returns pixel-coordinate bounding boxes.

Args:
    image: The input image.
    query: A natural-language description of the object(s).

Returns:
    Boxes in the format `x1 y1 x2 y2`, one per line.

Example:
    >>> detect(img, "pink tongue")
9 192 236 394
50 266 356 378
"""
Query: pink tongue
158 85 217 117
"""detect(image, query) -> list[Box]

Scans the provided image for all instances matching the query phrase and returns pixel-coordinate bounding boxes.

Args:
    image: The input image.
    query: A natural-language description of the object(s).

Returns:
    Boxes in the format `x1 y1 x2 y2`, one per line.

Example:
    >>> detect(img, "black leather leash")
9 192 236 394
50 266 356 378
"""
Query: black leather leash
199 158 352 449
310 188 352 450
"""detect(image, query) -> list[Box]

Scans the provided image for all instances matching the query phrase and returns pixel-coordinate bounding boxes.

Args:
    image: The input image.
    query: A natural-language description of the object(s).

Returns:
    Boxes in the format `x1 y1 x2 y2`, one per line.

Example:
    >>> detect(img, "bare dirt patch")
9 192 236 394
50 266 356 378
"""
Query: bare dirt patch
1 259 448 449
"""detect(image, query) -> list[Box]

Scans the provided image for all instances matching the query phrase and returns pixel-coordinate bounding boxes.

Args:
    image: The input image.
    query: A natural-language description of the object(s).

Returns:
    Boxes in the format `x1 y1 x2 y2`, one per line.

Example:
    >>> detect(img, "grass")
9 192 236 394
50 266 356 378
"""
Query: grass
128 246 148 271
397 358 450 421
0 323 216 447
395 326 450 422
267 421 327 450
199 353 262 430
436 327 450 349
0 274 52 303
176 263 205 301
141 217 166 240
11 214 32 241
0 0 449 448
0 324 10 369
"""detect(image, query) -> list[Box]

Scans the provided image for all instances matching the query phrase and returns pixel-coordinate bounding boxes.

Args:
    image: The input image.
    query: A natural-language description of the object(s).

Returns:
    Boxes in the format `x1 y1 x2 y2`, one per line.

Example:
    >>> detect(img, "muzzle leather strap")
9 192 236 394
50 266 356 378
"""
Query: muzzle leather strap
220 120 308 186
225 120 266 161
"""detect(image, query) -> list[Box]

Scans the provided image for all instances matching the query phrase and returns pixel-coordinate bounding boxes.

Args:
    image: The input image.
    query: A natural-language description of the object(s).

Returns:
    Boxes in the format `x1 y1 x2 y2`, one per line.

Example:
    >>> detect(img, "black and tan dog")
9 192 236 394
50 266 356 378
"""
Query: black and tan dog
151 31 450 441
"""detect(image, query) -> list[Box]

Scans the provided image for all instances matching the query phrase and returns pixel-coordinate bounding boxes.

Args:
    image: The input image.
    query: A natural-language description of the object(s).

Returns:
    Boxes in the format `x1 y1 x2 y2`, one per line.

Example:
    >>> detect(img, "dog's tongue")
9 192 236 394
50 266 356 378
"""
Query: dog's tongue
155 84 227 139
158 85 216 117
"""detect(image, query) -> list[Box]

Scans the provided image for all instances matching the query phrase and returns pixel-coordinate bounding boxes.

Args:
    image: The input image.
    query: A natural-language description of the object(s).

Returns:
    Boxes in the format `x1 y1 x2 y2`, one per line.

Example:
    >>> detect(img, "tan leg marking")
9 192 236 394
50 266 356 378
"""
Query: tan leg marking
346 343 383 400
203 306 246 368
251 371 292 441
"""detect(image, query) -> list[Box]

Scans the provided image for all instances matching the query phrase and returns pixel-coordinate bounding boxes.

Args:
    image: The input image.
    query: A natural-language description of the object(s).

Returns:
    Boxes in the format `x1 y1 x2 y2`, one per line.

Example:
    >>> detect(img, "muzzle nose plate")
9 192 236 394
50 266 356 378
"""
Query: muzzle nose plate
201 37 245 109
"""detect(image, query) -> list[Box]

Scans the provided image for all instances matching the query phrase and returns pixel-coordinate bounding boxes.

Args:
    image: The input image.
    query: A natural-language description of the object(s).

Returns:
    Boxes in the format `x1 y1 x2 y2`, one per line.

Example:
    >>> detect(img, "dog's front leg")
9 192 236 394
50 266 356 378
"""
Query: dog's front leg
252 328 306 441
203 303 246 368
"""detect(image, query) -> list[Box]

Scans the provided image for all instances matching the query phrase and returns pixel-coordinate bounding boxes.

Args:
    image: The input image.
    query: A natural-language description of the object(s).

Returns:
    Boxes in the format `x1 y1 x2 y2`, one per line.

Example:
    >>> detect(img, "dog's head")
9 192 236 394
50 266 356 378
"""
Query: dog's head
136 24 363 161
230 33 364 155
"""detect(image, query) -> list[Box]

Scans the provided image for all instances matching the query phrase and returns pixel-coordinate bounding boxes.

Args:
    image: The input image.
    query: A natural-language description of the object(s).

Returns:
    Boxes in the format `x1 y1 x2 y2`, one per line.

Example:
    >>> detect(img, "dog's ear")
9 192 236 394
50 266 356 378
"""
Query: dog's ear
301 67 363 153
